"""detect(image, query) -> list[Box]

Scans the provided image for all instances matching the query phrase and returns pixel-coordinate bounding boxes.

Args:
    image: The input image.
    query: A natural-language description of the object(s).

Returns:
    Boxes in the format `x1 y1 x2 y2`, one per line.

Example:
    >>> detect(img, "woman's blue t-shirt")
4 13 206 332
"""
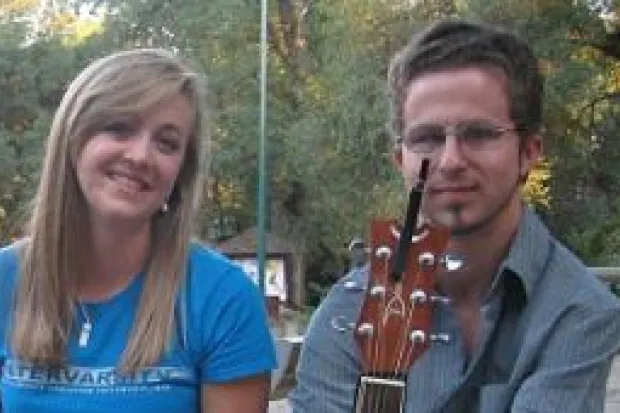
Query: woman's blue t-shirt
0 243 277 412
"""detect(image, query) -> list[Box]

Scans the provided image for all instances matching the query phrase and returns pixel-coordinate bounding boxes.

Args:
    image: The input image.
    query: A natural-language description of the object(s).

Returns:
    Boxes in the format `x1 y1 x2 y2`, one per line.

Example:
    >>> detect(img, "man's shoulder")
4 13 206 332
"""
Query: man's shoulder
512 210 619 311
544 238 620 311
305 267 368 340
322 266 368 309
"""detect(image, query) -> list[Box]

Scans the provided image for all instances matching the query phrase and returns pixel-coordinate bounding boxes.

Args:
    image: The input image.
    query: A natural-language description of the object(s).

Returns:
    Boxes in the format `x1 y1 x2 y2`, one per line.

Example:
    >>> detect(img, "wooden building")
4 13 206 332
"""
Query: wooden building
216 227 305 318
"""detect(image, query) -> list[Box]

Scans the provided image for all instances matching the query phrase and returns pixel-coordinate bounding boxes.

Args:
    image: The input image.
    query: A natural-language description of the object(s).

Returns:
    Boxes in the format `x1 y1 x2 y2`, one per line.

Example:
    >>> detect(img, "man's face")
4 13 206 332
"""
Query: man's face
394 66 541 235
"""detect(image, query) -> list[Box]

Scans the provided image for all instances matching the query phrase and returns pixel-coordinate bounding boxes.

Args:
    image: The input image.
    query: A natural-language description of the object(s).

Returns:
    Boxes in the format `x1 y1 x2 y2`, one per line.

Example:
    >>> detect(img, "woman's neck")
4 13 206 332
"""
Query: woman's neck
77 219 151 302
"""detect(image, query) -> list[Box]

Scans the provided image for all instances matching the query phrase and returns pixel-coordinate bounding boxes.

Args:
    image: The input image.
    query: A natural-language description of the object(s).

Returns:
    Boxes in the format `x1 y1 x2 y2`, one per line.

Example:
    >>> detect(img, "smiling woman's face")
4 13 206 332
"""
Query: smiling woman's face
74 93 193 227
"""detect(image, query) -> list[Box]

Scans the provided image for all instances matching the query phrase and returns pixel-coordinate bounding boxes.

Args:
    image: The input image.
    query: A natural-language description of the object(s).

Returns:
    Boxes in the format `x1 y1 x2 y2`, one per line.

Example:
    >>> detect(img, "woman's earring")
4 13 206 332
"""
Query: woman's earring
161 202 169 213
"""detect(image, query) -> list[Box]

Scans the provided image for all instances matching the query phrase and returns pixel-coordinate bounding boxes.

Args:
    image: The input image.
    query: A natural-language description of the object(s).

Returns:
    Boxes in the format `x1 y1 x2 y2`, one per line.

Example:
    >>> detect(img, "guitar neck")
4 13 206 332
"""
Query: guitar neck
354 375 407 413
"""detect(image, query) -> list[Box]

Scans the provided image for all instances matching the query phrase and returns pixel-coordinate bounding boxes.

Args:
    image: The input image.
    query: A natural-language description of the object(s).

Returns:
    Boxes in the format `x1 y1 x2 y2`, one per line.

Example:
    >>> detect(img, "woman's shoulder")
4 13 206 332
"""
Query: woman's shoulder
182 242 270 347
186 241 257 296
0 238 24 254
0 239 24 280
0 240 24 322
188 241 243 276
182 243 276 381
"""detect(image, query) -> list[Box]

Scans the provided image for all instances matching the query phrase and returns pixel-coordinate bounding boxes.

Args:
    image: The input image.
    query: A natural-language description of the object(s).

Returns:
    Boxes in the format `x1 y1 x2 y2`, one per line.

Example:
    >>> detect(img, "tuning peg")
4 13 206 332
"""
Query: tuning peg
418 252 436 267
375 245 392 259
342 274 366 291
410 289 428 305
410 330 427 344
343 280 359 290
357 323 374 336
369 285 386 297
430 333 451 344
440 254 464 272
331 316 356 333
430 295 451 306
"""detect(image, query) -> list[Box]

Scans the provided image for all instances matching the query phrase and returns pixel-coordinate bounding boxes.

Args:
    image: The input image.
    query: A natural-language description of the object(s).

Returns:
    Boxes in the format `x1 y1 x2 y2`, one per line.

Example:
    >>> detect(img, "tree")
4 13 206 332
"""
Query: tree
2 0 619 293
0 0 105 241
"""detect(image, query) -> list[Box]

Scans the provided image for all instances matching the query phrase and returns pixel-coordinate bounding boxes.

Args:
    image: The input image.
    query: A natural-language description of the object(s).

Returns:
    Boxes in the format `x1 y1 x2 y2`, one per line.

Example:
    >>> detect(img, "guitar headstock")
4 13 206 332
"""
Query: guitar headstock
354 219 450 376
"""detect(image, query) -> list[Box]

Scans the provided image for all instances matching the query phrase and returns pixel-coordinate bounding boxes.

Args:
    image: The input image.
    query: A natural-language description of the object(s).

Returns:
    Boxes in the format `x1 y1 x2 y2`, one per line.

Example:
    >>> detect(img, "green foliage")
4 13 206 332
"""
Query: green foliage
523 160 551 210
0 1 105 241
565 203 620 266
1 0 620 298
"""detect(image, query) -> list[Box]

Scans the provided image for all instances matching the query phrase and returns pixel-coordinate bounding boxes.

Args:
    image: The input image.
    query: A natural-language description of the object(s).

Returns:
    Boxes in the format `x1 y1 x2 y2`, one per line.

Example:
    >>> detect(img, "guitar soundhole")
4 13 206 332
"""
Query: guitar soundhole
354 375 406 413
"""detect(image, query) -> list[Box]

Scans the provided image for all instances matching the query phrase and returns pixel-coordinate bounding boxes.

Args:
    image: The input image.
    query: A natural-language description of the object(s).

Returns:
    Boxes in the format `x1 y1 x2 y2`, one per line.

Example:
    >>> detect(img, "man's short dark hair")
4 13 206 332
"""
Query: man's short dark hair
388 19 544 147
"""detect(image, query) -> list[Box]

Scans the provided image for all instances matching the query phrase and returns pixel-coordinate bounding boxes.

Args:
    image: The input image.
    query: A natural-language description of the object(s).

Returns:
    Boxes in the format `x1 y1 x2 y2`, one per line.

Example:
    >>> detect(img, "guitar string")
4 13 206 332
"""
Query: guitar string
363 250 388 413
368 234 428 412
391 224 432 395
378 253 393 412
355 382 366 413
394 264 421 387
370 252 389 413
388 250 418 412
390 231 434 412
377 229 410 412
394 236 426 375
378 237 409 412
360 247 378 413
377 164 431 411
393 157 431 395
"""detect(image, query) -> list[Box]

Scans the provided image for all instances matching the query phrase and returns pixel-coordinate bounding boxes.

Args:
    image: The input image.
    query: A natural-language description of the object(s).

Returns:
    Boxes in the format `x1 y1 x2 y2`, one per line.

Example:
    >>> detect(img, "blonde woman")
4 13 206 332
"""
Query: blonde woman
0 49 276 412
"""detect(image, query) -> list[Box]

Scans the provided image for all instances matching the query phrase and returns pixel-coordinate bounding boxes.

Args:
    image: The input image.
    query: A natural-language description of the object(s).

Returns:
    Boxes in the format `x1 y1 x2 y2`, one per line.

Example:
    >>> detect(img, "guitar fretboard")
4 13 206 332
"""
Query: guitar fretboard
354 374 406 413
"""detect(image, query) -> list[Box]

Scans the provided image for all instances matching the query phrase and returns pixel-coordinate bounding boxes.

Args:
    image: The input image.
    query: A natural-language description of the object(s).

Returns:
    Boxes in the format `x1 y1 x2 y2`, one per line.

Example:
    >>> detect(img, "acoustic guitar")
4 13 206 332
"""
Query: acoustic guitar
342 160 459 412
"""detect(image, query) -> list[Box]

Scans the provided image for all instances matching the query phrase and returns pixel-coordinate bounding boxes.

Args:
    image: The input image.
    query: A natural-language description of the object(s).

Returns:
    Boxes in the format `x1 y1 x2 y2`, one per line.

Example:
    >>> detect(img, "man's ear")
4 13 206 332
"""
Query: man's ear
519 134 543 182
392 148 403 171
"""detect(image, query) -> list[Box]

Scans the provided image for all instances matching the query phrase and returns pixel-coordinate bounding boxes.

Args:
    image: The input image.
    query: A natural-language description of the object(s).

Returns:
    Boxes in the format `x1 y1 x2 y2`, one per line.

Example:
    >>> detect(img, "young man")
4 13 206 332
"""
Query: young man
289 19 620 412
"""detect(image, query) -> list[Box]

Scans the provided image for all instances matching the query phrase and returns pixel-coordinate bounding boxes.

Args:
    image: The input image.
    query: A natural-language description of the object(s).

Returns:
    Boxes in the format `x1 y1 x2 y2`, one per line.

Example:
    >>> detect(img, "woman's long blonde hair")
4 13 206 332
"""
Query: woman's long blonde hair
11 48 208 373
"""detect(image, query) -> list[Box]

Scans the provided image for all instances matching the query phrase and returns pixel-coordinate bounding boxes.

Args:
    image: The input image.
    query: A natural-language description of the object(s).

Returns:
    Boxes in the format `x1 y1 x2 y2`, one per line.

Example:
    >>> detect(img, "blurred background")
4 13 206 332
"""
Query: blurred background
1 0 619 317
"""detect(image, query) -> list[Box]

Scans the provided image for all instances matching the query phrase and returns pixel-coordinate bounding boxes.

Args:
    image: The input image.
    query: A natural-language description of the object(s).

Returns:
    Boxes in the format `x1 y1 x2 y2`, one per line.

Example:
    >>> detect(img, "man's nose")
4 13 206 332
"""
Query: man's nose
435 135 467 171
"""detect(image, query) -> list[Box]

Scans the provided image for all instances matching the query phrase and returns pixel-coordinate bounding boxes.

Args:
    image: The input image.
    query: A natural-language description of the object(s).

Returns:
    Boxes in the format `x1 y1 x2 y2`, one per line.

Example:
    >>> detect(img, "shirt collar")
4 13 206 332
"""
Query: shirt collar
496 206 553 302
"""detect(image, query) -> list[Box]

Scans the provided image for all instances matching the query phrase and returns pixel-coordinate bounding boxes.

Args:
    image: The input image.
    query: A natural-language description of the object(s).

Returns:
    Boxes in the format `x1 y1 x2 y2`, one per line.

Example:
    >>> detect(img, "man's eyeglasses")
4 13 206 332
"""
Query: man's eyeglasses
400 121 520 154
